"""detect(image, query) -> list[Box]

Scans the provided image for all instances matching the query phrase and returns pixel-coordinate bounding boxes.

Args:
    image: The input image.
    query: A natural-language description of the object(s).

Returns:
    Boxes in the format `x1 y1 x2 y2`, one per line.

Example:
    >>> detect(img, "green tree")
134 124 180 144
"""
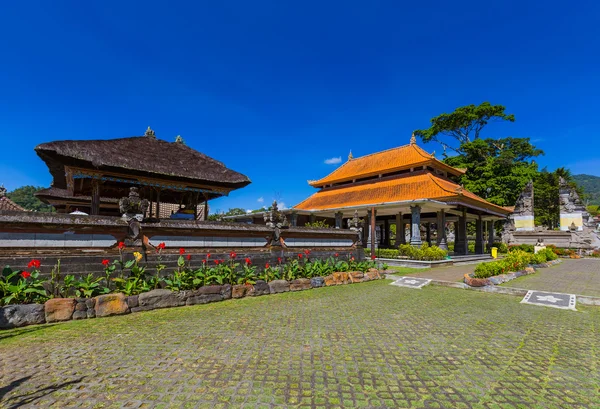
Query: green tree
7 186 54 212
444 137 542 206
414 102 515 154
207 207 248 221
534 168 581 229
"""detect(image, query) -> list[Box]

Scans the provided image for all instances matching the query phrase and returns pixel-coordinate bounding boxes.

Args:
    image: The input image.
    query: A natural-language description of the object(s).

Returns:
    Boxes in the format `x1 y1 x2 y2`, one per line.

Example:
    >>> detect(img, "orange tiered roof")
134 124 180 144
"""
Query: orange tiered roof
295 172 510 215
309 143 464 187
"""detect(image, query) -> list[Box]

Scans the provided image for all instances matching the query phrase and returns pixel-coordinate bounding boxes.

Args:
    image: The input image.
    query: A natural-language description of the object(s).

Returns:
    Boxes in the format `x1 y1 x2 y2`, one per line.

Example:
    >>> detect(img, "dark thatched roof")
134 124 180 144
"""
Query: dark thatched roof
35 135 251 190
0 194 26 212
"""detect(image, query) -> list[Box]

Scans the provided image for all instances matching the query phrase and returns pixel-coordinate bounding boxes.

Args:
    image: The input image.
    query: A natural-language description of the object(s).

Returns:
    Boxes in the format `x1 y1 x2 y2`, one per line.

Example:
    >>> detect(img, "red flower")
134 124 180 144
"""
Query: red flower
277 257 282 263
214 260 220 265
304 249 311 255
179 248 185 255
27 259 41 269
265 263 270 269
206 253 211 259
157 242 166 250
335 253 339 257
220 259 225 263
298 253 303 259
202 259 207 264
245 257 251 265
101 259 110 266
21 271 31 279
187 254 192 261
351 257 355 261
118 242 125 250
371 254 376 260
230 251 237 259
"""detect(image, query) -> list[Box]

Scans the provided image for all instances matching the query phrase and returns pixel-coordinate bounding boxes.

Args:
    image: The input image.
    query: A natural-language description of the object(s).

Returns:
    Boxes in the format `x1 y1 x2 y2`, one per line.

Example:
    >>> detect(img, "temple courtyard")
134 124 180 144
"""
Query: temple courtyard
1 273 599 409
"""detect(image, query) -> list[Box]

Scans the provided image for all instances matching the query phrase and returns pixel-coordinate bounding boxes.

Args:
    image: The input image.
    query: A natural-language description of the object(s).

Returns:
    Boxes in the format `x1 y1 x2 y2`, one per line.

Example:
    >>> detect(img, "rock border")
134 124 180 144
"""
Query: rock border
0 270 382 330
463 259 562 287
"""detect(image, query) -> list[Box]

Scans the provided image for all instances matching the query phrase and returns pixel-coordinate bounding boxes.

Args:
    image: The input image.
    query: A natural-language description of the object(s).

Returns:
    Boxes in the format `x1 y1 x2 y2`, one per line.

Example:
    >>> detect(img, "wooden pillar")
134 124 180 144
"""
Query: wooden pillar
426 222 431 246
475 214 484 254
410 205 422 247
90 179 100 215
437 210 448 250
487 221 495 252
370 207 377 254
156 189 162 219
335 211 343 229
455 208 468 255
383 219 390 246
395 212 406 246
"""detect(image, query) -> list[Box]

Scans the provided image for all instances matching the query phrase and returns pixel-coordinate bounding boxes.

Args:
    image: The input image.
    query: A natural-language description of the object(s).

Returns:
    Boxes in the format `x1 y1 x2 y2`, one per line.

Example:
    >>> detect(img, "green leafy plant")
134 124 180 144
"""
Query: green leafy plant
238 258 257 285
73 274 104 298
1 260 49 305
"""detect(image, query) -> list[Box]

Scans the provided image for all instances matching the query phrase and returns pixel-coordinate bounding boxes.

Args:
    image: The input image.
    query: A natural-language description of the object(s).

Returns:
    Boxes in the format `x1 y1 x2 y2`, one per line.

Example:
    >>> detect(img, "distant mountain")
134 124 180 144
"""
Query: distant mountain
573 174 600 205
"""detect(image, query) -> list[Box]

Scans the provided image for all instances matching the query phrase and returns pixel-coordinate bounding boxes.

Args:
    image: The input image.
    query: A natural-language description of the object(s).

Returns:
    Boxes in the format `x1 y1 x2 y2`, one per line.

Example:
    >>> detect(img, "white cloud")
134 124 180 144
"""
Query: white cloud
246 209 252 214
278 202 287 210
324 156 342 165
257 197 264 203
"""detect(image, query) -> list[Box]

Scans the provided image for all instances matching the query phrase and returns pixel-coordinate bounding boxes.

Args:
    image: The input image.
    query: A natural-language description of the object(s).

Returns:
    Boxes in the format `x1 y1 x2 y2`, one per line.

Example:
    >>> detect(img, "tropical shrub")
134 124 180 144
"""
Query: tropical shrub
473 248 557 279
508 244 535 253
1 261 49 305
492 242 508 253
365 244 447 261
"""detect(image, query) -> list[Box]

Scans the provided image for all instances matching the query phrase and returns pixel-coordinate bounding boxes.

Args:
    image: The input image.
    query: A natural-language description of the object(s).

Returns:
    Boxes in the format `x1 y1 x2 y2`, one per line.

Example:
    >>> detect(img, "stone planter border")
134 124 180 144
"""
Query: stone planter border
463 259 562 287
0 270 382 330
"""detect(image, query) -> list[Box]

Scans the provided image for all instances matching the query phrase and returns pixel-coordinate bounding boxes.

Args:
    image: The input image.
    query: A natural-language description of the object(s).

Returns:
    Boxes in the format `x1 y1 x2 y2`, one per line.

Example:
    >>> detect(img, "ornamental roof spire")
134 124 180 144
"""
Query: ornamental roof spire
348 150 353 161
410 132 417 145
0 185 6 197
145 126 156 138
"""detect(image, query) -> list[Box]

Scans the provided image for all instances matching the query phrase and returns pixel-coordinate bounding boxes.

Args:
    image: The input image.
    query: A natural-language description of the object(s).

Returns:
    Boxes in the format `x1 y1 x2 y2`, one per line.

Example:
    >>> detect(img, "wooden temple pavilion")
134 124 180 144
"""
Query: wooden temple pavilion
35 127 250 218
293 134 512 255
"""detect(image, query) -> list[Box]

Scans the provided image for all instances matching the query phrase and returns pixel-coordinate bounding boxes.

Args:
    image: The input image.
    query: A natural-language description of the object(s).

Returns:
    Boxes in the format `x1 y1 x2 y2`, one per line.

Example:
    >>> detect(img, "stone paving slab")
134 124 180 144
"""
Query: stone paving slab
503 258 600 297
521 290 577 310
1 281 599 408
390 276 431 289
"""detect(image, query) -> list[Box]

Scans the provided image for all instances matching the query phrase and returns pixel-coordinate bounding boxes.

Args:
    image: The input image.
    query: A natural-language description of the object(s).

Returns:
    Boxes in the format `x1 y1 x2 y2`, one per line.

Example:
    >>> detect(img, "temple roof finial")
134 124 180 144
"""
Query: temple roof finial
348 150 353 161
0 184 6 197
145 126 156 138
410 132 417 145
175 135 184 144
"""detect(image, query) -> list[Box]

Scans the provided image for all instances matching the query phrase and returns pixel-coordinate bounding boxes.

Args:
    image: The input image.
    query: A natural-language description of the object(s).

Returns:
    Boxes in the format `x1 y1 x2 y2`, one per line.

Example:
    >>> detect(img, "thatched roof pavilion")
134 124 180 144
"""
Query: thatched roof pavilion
35 127 250 217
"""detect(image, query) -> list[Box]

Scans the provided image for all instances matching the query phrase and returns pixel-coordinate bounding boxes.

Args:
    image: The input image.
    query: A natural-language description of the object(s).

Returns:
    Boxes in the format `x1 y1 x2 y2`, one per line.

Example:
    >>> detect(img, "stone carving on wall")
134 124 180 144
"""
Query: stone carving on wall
513 180 534 217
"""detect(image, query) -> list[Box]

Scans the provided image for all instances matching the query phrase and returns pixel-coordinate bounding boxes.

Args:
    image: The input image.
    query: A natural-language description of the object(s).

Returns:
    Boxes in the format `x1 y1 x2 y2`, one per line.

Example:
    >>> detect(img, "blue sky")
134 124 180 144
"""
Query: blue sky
1 1 599 213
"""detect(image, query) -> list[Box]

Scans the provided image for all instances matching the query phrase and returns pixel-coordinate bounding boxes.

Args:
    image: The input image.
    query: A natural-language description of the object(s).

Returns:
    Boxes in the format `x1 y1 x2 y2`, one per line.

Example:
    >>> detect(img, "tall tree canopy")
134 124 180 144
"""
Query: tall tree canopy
444 137 543 206
7 186 54 212
534 168 581 229
414 102 515 154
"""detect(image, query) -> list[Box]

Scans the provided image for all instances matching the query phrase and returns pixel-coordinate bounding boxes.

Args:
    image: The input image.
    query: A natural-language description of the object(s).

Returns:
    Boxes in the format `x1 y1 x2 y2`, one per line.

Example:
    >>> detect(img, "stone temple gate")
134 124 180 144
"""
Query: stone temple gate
503 177 597 249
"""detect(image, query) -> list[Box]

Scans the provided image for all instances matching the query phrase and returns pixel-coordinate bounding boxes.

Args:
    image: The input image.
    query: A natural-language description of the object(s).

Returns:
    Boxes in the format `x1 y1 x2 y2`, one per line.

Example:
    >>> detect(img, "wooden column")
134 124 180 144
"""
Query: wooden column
425 222 431 246
90 180 100 215
487 221 495 252
370 207 376 255
156 189 161 219
437 210 448 250
383 219 390 246
475 214 484 254
395 212 405 246
409 205 422 247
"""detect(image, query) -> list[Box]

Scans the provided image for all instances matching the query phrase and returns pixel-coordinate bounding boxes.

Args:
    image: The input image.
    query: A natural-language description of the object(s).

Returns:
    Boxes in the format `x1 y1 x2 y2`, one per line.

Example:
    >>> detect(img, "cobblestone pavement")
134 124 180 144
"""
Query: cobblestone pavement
402 263 477 282
1 281 599 408
502 258 600 297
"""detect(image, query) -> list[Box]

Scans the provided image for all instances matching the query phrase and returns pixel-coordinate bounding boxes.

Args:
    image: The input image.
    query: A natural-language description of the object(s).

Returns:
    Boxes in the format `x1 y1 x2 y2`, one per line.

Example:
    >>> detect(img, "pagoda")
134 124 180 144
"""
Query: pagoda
34 127 250 218
293 134 511 254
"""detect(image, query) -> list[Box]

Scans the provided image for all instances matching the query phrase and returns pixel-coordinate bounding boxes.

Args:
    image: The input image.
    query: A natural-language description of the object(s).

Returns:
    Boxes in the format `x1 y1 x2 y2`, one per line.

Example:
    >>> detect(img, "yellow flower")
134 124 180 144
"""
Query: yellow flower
133 252 143 262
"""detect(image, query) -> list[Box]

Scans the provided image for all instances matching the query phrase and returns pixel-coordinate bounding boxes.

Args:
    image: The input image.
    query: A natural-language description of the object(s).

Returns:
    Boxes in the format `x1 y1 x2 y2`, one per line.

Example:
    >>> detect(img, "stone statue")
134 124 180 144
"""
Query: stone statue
0 185 6 198
264 201 288 246
347 210 363 245
144 126 156 138
119 187 150 246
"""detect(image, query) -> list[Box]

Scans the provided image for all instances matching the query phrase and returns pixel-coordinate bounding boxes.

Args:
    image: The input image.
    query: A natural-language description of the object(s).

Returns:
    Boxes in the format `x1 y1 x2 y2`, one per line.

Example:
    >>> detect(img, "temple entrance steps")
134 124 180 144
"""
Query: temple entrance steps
450 254 493 265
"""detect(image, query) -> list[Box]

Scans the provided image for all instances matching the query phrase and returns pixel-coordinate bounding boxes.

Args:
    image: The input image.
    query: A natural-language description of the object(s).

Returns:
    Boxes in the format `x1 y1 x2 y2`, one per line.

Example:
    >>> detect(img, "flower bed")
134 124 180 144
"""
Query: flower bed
465 248 561 287
365 243 448 261
0 244 385 329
